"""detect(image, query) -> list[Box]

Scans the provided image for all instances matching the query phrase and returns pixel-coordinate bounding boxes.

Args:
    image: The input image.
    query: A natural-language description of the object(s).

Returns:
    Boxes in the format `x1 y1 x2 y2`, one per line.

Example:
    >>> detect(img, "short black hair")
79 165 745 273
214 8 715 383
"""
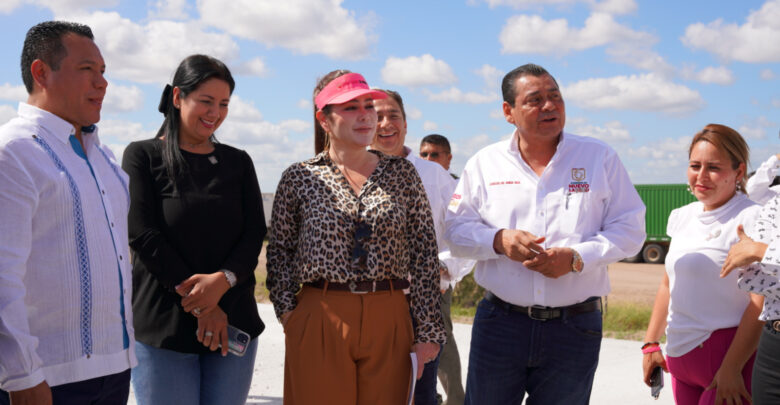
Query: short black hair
501 63 558 107
421 134 451 154
21 21 94 93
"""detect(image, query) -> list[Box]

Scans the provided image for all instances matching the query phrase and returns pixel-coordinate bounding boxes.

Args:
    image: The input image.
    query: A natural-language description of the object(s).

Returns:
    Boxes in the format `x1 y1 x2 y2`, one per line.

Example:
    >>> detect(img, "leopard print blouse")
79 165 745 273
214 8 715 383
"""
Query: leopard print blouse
266 150 446 344
738 194 780 320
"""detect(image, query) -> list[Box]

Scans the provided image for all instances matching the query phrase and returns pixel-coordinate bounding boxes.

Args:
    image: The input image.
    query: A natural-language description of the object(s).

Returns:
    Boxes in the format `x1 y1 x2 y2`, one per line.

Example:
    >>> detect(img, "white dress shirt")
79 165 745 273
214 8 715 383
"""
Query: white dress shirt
664 194 760 357
405 147 474 290
739 194 780 321
746 154 780 205
445 131 645 307
0 103 136 391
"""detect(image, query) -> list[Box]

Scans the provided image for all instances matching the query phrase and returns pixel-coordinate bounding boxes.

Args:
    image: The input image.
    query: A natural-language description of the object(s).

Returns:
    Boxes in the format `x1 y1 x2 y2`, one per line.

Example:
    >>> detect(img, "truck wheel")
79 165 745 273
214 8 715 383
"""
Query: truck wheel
642 243 666 264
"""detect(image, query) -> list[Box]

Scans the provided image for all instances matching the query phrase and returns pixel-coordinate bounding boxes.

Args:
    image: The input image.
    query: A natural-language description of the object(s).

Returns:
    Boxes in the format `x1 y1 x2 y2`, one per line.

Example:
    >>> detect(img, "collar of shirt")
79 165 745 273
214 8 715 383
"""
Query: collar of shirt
17 102 101 151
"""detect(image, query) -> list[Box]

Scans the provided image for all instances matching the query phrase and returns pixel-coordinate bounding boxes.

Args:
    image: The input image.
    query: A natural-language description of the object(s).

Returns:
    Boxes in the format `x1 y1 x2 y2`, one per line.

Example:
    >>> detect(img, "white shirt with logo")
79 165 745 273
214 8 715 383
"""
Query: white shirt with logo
445 130 646 307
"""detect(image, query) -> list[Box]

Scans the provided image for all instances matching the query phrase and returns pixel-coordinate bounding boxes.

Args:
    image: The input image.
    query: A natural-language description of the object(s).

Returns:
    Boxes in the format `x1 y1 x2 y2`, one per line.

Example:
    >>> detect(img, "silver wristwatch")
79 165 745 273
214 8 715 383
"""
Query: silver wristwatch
220 269 237 288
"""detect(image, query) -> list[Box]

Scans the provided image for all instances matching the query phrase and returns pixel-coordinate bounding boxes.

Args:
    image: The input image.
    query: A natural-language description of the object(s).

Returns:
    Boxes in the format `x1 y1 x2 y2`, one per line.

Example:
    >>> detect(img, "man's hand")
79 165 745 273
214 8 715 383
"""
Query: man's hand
412 342 440 379
721 225 768 278
523 247 574 279
9 381 52 405
493 229 545 262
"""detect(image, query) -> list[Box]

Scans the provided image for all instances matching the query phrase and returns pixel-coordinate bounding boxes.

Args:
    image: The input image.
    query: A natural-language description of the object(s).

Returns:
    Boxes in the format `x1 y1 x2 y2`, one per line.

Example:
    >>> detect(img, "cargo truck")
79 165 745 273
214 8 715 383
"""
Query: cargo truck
624 184 697 264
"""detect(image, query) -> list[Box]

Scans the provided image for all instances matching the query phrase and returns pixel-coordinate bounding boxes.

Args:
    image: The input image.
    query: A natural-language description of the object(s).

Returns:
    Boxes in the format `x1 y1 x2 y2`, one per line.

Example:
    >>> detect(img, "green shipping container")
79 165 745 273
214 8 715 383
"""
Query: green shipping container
627 184 697 264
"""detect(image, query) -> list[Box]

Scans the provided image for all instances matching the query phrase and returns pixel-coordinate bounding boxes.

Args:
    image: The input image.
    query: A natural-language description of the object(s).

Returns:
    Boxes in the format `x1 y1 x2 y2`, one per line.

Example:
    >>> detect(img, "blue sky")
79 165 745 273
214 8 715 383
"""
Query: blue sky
0 0 778 192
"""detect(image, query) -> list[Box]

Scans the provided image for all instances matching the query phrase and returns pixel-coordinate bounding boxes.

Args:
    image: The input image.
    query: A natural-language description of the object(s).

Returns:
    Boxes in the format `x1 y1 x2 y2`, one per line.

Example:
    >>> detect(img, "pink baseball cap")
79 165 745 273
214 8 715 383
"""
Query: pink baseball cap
314 73 387 110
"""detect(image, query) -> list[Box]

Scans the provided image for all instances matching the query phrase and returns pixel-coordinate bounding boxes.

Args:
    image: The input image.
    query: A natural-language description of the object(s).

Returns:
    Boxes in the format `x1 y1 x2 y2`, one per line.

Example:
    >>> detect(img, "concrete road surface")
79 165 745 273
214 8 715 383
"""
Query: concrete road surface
129 303 674 404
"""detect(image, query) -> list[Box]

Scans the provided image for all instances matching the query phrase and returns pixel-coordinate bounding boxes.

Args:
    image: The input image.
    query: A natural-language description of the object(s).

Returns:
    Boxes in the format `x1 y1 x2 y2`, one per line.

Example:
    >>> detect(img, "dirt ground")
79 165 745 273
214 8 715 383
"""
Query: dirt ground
607 262 665 305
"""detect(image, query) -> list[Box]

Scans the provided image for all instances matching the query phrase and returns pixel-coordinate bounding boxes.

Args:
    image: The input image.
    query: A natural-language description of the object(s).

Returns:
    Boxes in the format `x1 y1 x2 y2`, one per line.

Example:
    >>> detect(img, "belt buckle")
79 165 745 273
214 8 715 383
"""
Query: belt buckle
349 280 369 294
527 305 548 321
772 320 780 332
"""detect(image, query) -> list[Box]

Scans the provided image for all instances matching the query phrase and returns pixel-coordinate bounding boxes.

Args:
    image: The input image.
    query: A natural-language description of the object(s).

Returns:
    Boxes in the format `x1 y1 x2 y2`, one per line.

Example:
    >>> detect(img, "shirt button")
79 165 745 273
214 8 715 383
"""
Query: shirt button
539 211 544 216
111 222 114 227
119 255 123 260
101 190 105 195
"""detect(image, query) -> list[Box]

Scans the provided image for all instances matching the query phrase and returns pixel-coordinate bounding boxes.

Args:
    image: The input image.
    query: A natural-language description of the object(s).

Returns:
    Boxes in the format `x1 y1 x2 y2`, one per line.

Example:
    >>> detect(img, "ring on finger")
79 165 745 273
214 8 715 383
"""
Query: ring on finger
204 331 213 337
193 308 201 316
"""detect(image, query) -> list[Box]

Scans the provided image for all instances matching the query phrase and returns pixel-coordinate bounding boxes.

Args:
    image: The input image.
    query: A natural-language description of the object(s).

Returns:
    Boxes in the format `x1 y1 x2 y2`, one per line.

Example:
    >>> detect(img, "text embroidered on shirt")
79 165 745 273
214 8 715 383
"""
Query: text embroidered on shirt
569 168 590 193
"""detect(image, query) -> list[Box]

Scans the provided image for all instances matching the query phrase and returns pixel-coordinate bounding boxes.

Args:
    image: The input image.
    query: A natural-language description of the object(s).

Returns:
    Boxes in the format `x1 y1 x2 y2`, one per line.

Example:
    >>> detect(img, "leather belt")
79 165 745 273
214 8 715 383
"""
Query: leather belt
485 291 602 321
305 279 410 294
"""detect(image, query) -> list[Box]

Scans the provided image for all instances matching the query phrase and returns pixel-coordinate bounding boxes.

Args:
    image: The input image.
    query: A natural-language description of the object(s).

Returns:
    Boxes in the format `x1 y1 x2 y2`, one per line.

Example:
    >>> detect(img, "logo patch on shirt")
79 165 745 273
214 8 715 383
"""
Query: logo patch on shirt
569 168 589 193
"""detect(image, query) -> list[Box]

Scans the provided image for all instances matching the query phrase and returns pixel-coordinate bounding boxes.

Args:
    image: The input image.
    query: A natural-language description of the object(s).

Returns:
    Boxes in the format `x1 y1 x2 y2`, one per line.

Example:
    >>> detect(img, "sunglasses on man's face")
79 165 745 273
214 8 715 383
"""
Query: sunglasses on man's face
419 151 441 159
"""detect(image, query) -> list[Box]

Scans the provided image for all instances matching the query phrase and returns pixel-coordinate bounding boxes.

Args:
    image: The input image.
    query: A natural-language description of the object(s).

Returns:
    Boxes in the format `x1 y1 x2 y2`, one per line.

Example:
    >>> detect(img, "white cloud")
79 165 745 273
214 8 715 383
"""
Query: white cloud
680 66 736 85
0 104 17 125
569 119 633 143
423 121 438 131
61 11 240 84
773 98 780 108
490 109 505 119
103 81 143 113
234 57 269 77
0 0 23 14
297 99 311 110
480 0 637 15
35 0 118 14
149 0 190 20
682 0 780 63
499 12 670 73
761 69 775 80
0 83 27 102
563 73 704 114
227 95 263 121
98 119 157 143
738 116 775 140
627 135 692 183
424 87 499 104
407 107 422 120
474 64 504 88
500 12 650 53
381 55 457 87
198 0 375 60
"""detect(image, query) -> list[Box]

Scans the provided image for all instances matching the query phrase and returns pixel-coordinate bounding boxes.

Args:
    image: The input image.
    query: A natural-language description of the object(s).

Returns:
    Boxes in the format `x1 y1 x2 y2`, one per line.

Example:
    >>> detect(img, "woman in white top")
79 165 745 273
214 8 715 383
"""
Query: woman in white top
642 124 764 405
721 192 780 404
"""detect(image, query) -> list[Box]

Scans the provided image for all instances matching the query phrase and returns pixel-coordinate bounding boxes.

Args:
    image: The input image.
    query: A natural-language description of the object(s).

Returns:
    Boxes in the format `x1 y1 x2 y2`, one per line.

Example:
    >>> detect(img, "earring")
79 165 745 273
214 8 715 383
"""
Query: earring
686 184 693 194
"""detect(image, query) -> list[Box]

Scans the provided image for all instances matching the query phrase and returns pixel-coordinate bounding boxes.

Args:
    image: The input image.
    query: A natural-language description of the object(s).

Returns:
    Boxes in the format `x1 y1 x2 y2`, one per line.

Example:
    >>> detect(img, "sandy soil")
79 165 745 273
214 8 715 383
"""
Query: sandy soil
607 262 665 305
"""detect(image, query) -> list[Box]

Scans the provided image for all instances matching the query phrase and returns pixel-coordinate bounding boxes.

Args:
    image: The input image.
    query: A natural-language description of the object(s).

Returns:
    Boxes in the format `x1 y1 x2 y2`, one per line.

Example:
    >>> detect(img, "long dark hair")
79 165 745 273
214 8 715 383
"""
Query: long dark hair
313 69 351 155
157 54 235 181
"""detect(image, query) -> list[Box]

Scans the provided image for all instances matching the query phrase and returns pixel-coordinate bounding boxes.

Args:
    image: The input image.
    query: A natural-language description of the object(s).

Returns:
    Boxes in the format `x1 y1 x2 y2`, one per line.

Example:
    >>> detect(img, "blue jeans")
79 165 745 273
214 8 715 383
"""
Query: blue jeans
464 297 602 405
131 339 258 405
0 369 130 405
415 346 441 405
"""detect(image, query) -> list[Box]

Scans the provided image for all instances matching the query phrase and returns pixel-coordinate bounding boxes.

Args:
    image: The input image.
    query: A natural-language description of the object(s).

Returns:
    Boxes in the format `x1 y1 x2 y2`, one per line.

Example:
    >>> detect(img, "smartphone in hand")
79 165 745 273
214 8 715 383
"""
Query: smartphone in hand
195 325 251 357
225 325 251 357
650 366 664 399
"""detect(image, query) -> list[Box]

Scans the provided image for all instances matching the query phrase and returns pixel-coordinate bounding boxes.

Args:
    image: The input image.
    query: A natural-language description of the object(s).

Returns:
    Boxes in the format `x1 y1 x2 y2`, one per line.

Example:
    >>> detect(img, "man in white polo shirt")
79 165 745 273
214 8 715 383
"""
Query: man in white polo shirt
0 21 135 405
445 63 645 405
370 90 469 405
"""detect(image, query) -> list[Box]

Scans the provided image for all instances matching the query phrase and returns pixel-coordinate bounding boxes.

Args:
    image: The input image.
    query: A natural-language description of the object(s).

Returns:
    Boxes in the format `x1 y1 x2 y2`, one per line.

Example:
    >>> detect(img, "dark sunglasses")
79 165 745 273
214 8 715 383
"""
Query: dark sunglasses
351 221 372 269
419 151 441 159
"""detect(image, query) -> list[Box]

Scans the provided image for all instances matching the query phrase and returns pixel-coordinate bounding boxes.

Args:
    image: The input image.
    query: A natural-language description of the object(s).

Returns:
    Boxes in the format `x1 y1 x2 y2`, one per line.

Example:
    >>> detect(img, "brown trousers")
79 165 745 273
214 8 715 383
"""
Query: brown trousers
283 286 414 405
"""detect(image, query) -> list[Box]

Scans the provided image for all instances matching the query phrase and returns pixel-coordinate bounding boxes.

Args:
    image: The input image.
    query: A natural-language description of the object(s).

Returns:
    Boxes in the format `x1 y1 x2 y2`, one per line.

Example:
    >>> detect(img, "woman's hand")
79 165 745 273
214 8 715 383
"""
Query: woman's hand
721 225 768 278
176 272 231 317
642 350 668 386
706 363 751 405
196 306 229 356
412 342 440 379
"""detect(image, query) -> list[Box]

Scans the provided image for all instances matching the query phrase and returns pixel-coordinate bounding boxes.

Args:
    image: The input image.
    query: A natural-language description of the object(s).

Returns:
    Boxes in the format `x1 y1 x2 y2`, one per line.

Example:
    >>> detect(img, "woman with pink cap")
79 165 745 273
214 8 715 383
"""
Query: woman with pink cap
266 70 446 405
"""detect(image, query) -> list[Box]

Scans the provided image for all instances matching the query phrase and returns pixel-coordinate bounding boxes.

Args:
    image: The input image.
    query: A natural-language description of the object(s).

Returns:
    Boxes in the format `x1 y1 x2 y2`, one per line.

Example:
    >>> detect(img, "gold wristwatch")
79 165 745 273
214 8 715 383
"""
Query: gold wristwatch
571 249 584 273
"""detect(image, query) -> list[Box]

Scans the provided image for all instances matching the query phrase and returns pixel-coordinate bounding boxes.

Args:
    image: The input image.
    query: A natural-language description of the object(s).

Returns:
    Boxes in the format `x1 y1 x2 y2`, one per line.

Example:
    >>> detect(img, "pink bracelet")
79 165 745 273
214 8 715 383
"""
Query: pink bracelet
642 345 661 354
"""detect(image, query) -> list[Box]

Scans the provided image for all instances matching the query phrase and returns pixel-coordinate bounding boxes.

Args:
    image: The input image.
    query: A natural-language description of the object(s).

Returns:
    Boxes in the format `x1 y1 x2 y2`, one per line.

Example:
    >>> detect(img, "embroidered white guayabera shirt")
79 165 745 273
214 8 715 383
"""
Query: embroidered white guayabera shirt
0 103 135 392
445 130 646 307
